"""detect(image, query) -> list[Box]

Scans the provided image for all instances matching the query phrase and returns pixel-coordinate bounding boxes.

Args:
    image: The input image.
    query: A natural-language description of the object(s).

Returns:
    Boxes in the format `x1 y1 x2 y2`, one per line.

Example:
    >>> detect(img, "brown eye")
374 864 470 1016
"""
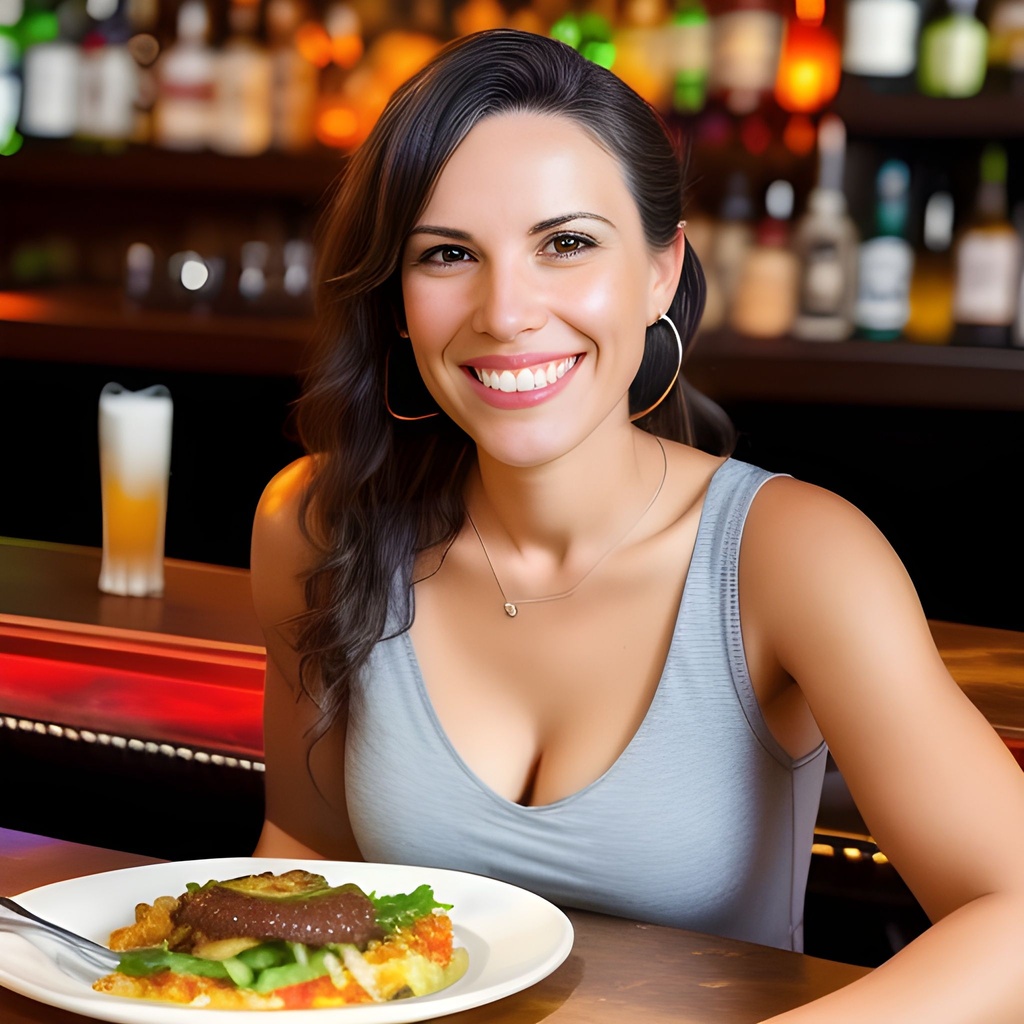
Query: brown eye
440 246 467 262
552 236 582 254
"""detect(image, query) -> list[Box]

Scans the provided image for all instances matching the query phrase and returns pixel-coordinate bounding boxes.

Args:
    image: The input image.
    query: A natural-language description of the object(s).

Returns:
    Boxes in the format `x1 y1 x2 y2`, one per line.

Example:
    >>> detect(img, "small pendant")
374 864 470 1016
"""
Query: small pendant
503 602 518 618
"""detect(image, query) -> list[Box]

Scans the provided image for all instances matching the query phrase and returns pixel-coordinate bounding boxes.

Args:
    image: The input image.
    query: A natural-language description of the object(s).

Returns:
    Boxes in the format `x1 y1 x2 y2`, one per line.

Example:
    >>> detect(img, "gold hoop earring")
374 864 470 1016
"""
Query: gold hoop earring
629 313 683 422
384 345 440 421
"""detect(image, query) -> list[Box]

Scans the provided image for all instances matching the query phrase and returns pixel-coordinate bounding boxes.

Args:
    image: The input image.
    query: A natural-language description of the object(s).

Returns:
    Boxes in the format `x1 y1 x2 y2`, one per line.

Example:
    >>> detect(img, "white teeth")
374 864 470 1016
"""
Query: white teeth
473 356 577 393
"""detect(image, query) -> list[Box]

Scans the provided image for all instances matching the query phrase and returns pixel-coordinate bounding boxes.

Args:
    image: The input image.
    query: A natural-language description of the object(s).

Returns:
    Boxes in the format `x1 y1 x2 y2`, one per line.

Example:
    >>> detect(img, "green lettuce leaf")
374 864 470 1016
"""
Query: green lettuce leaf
367 885 452 933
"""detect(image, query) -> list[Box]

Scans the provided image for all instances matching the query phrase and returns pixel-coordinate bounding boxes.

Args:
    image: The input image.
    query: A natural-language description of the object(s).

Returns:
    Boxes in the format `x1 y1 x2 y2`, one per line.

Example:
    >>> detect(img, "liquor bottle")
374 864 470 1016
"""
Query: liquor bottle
153 0 215 151
952 145 1022 347
266 0 318 152
19 4 80 139
708 0 784 115
731 179 800 337
211 0 273 156
710 171 756 319
987 0 1024 94
0 16 21 154
76 1 138 147
792 115 859 341
906 189 955 343
917 0 988 97
1014 203 1024 346
842 0 921 88
853 159 914 341
669 0 711 113
614 0 675 108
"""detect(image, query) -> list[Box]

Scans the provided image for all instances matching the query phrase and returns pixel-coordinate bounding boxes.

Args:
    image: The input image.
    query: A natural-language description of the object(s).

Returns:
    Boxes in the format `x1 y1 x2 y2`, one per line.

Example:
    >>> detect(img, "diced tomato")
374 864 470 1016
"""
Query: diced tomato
365 912 454 966
410 913 455 965
276 975 372 1009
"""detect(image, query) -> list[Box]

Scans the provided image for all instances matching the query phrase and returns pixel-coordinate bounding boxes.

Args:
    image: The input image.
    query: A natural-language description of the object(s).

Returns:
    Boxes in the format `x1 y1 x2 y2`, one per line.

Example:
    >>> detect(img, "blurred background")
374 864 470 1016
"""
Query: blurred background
1 0 1022 628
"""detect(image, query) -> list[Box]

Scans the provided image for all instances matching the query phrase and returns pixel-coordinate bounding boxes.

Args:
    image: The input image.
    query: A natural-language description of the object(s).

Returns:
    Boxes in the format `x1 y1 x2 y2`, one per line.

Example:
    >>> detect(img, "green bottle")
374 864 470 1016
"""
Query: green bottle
918 0 989 97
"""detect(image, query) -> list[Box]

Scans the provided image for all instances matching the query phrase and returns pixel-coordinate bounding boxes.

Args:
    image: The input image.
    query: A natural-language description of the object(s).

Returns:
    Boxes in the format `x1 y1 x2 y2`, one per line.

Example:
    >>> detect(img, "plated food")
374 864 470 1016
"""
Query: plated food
93 869 468 1010
0 858 573 1024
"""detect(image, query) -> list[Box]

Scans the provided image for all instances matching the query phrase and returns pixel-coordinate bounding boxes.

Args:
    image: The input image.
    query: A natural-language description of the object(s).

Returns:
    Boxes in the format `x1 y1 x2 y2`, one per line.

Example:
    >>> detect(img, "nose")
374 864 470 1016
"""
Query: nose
471 258 547 342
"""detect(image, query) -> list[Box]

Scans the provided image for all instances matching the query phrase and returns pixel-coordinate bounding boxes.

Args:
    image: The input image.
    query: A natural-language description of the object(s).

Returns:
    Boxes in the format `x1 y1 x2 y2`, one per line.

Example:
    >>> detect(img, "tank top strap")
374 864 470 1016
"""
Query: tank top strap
681 458 809 767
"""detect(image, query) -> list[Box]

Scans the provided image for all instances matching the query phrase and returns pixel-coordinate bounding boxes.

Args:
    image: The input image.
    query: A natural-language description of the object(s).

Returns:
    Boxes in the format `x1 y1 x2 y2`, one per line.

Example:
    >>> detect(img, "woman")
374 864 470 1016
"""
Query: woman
252 29 1024 1021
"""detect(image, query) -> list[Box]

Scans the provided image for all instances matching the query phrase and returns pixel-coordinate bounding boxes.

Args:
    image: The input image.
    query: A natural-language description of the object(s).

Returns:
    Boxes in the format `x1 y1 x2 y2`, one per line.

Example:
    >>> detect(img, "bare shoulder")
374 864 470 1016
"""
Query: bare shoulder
250 458 364 860
739 471 945 727
741 473 926 639
250 456 318 631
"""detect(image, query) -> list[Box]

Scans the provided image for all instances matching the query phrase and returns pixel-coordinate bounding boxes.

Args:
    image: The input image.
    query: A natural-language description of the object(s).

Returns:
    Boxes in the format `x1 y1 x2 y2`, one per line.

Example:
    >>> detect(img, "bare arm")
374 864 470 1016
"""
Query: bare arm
743 478 1024 1024
250 457 364 862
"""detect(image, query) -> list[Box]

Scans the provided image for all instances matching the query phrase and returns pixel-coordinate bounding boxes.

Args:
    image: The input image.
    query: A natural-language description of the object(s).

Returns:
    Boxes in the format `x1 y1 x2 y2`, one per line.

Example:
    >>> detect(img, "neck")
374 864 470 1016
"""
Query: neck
467 421 667 593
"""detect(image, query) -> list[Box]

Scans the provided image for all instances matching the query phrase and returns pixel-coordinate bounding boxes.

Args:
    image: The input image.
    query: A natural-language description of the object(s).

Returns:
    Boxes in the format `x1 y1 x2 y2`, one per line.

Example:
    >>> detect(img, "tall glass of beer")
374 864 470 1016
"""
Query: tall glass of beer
97 382 173 597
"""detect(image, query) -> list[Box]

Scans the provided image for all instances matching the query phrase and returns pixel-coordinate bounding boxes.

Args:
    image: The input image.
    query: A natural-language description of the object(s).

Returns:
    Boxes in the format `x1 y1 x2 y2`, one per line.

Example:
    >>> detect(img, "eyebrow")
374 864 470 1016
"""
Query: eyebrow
407 211 615 241
407 225 473 241
529 212 615 234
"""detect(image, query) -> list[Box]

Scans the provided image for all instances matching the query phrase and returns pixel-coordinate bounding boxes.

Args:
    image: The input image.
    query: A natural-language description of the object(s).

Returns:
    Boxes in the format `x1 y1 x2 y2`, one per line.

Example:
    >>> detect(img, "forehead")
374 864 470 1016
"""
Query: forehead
418 112 637 224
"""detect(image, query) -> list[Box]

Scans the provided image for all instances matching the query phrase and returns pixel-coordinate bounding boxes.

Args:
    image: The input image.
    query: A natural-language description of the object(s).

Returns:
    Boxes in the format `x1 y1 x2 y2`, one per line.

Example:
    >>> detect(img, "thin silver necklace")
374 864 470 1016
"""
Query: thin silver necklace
466 438 668 618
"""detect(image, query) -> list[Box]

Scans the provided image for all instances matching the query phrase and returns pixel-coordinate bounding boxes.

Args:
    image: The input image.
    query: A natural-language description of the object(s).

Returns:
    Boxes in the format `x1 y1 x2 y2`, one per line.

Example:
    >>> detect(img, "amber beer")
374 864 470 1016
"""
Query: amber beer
97 383 173 596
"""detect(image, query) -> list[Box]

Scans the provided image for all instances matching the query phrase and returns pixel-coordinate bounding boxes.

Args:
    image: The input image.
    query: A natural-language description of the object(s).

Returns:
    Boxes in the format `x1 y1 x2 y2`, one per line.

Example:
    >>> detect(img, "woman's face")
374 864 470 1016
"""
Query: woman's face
400 112 682 468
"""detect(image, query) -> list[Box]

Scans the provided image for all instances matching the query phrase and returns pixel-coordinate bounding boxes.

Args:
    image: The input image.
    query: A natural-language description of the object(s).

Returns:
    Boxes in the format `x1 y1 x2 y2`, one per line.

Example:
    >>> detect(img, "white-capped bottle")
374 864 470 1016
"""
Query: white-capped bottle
792 115 859 341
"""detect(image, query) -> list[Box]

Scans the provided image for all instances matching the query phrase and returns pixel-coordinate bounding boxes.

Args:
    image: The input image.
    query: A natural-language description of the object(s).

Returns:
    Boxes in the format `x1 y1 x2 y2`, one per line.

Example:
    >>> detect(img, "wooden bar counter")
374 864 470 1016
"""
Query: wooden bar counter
0 827 869 1024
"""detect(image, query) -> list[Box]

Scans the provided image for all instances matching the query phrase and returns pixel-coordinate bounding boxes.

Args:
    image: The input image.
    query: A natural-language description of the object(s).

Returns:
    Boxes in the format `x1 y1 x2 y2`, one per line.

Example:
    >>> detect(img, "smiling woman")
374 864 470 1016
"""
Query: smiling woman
250 28 1024 1024
398 113 684 466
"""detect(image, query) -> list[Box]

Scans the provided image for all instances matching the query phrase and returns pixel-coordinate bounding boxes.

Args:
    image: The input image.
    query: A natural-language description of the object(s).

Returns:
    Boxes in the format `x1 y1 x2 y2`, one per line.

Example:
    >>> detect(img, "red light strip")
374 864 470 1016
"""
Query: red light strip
0 618 265 757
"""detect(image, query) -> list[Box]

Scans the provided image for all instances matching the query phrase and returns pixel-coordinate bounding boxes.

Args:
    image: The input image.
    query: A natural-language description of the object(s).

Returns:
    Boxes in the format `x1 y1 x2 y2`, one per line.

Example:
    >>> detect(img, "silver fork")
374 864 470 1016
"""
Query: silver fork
0 895 120 984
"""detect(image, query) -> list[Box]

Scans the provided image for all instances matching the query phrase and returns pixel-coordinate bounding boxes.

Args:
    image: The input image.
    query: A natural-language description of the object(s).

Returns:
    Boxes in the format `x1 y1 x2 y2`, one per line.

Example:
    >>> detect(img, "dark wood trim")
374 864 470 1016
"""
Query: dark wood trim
0 288 310 377
831 77 1024 139
685 330 1024 410
0 143 345 200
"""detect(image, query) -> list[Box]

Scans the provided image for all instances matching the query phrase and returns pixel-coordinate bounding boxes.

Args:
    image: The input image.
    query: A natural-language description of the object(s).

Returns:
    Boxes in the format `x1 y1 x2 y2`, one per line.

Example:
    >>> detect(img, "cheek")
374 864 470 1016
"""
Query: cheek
401 276 466 350
561 266 650 369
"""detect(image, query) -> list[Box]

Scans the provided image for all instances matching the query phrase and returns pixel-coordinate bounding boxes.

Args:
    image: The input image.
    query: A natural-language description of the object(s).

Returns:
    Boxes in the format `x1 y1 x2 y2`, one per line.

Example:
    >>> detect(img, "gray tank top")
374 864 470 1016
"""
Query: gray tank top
345 458 827 951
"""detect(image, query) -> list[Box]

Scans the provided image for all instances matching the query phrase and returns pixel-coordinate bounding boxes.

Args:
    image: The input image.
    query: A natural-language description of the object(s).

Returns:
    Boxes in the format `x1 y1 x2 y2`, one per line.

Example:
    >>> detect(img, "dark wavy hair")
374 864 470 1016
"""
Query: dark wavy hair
294 28 734 721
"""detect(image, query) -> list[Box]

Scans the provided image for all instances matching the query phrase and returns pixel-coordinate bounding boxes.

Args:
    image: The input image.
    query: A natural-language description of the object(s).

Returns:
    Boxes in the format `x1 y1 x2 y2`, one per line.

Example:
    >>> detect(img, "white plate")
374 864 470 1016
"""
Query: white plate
0 858 574 1022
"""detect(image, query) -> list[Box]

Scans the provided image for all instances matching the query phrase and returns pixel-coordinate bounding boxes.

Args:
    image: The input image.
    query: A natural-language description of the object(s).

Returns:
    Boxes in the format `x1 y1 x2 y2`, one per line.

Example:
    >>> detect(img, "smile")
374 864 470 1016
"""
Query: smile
470 356 579 393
